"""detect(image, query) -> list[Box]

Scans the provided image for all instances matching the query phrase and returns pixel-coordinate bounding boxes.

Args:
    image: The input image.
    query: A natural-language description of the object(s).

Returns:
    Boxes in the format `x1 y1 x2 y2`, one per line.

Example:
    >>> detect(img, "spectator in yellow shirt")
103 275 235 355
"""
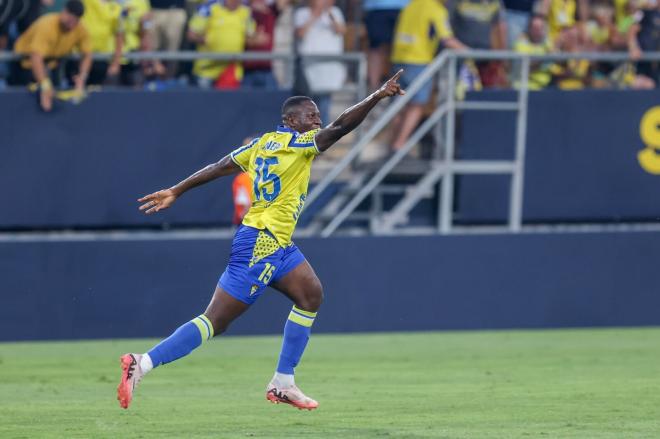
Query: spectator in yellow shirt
390 0 466 151
118 0 165 85
121 0 150 54
538 0 589 44
10 0 92 112
187 0 255 88
514 15 554 90
550 24 590 89
79 0 124 84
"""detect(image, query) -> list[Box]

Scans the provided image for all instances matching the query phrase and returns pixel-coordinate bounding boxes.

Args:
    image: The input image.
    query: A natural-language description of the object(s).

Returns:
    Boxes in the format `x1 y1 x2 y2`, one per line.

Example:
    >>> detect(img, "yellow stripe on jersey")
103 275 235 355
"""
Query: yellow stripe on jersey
230 125 321 247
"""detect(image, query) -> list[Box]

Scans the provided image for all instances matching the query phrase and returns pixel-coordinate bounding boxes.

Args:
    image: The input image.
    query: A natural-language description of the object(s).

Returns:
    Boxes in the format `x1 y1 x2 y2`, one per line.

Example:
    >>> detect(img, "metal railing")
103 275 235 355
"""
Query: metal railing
4 49 656 63
0 50 368 97
304 50 660 237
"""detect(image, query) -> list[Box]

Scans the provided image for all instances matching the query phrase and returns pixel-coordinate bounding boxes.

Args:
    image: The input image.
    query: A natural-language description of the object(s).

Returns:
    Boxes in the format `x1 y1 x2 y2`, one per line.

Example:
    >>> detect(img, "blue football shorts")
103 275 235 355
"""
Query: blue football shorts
218 225 305 305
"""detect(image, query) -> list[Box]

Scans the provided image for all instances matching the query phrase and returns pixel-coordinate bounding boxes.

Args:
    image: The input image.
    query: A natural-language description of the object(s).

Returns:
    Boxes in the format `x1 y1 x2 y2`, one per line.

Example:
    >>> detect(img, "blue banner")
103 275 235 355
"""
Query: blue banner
457 90 660 223
2 89 660 228
0 90 289 229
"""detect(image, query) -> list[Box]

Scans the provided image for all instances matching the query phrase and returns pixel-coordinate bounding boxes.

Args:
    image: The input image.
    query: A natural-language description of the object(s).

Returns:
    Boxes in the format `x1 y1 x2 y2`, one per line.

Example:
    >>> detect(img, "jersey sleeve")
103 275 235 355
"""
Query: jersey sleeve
115 3 127 34
290 129 321 157
189 2 212 35
230 137 259 171
329 7 345 25
245 9 256 36
293 8 310 29
77 26 92 55
29 24 53 56
432 6 454 41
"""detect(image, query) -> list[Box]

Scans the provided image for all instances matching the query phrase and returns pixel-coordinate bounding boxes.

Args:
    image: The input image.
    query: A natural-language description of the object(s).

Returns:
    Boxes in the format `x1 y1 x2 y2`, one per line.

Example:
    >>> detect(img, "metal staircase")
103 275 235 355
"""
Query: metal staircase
301 50 532 237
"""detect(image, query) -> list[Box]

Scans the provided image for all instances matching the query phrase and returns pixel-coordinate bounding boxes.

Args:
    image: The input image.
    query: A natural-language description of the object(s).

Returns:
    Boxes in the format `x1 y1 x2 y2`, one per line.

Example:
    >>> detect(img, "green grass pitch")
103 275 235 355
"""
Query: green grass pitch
1 328 659 438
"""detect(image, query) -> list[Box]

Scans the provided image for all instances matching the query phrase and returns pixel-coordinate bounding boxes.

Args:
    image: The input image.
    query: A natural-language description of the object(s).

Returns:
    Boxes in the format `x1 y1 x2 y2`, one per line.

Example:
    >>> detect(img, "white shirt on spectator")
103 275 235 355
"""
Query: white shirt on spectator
293 6 347 92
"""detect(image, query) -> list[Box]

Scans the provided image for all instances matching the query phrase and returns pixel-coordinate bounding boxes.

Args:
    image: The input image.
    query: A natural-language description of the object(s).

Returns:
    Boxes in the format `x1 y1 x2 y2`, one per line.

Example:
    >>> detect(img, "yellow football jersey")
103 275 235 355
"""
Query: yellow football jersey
82 0 123 54
189 2 254 80
230 125 320 247
391 0 453 65
121 0 150 53
547 0 576 42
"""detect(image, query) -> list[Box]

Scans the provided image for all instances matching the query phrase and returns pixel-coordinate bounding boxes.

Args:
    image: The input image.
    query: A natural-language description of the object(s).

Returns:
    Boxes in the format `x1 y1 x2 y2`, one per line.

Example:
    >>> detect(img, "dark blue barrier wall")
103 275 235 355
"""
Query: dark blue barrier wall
1 231 659 341
0 90 289 229
457 90 660 223
2 89 660 229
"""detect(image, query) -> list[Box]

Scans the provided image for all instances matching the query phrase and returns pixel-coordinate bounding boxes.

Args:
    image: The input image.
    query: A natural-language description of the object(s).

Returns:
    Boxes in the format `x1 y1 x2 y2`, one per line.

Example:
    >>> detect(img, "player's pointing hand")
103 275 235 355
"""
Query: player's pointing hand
138 189 178 214
375 69 406 99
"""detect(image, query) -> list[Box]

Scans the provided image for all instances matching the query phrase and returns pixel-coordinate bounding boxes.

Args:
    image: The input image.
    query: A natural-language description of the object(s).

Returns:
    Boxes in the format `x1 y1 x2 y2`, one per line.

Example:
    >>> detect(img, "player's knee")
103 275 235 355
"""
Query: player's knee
314 279 324 307
300 278 323 312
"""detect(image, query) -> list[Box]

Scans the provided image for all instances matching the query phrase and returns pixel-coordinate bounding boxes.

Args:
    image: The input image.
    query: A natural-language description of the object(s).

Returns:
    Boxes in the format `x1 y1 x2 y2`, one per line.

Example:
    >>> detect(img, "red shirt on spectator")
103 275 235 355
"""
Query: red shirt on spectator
244 0 279 71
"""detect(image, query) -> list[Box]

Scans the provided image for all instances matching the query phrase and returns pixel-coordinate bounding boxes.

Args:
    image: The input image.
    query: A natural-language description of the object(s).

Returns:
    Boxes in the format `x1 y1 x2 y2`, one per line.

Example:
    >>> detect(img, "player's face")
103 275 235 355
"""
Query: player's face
290 101 322 133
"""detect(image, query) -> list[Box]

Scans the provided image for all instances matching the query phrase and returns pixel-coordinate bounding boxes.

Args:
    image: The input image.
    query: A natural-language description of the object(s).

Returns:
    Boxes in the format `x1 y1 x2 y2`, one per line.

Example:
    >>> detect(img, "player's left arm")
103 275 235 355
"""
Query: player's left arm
314 70 405 152
138 154 241 214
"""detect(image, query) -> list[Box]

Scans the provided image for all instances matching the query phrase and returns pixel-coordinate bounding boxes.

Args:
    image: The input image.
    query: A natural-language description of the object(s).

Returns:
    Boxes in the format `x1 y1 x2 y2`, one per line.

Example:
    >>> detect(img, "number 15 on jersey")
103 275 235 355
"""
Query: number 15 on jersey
254 157 281 202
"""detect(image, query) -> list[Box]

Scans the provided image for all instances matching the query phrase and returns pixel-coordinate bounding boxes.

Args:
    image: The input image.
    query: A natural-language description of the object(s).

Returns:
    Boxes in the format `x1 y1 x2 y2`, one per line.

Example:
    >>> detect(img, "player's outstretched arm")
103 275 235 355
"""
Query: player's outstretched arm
138 154 241 214
315 69 405 152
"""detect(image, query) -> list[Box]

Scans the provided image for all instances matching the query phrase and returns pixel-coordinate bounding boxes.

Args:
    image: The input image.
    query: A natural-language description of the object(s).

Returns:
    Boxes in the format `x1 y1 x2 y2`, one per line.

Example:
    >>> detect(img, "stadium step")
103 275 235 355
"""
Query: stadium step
305 89 441 234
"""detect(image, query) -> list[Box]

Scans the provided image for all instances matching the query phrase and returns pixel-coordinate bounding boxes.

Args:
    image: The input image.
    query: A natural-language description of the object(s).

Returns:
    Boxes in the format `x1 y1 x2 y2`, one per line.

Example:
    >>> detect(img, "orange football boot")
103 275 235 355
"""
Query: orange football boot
266 381 319 411
117 353 144 409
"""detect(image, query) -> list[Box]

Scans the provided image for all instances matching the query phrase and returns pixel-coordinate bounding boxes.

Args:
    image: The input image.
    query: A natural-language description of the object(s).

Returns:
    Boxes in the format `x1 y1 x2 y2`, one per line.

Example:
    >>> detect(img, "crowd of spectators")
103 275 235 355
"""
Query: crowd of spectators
0 0 658 111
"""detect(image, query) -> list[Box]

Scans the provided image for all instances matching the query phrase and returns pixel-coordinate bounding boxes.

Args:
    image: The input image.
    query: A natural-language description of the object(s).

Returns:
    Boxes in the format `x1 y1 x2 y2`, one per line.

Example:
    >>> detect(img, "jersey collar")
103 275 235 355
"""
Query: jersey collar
277 124 299 135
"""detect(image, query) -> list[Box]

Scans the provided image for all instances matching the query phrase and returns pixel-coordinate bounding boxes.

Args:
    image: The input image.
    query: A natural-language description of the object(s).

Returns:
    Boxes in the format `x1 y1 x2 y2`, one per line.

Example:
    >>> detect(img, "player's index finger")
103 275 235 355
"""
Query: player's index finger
391 69 404 82
138 192 158 202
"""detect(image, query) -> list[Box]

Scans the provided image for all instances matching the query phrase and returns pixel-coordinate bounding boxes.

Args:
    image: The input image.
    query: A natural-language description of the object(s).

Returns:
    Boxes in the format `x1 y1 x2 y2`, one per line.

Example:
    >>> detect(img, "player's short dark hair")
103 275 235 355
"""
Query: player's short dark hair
64 0 85 17
281 96 313 118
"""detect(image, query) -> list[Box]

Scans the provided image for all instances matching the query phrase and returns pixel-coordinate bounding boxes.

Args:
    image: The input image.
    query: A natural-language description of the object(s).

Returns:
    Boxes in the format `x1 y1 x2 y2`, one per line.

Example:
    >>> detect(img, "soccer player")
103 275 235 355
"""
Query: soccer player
117 70 405 410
